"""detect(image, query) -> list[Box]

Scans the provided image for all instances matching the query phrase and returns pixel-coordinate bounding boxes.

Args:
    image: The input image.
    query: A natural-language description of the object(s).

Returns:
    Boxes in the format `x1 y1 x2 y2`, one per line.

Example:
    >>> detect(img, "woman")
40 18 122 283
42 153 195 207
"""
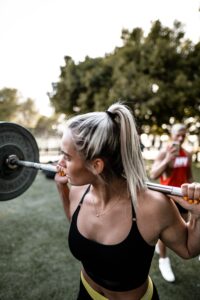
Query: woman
55 102 200 300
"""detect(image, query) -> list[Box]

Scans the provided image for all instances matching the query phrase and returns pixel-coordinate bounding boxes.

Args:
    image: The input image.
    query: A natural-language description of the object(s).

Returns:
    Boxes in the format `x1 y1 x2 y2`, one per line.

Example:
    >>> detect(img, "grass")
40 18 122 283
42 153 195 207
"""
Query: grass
0 163 200 300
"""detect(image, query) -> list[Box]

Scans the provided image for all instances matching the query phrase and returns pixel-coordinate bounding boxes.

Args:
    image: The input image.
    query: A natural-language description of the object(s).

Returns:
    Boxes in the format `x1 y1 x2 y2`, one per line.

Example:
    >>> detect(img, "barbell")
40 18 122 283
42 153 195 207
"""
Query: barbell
0 122 184 201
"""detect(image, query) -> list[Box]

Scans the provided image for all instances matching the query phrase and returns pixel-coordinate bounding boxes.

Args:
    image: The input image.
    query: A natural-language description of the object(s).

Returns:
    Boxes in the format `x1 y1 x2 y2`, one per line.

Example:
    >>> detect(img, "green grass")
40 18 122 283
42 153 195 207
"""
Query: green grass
0 173 80 300
0 164 200 300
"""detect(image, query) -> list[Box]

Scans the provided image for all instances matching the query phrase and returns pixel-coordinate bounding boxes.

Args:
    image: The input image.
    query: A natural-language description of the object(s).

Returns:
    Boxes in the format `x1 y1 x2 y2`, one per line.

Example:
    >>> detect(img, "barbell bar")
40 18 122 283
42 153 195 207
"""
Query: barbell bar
7 154 57 173
6 154 183 197
0 121 184 201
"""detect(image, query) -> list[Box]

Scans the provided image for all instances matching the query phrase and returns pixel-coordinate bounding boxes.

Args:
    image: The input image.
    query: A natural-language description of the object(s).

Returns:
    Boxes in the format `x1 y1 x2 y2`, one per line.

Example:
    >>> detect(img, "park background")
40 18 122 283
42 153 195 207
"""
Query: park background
0 1 200 299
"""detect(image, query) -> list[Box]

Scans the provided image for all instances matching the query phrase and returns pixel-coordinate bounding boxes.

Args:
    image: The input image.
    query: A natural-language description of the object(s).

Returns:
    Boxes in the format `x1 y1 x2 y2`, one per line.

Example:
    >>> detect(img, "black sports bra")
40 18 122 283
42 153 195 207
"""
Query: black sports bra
68 185 155 291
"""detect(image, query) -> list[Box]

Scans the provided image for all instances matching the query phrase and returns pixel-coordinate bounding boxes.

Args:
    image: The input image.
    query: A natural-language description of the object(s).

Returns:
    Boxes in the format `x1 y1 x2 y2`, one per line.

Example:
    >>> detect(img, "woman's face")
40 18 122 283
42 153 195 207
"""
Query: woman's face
59 128 94 186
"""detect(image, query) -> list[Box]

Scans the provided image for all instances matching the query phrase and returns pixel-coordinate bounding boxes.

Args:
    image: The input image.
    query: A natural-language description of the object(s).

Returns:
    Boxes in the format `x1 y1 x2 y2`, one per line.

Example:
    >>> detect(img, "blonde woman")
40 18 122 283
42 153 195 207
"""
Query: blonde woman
55 102 200 300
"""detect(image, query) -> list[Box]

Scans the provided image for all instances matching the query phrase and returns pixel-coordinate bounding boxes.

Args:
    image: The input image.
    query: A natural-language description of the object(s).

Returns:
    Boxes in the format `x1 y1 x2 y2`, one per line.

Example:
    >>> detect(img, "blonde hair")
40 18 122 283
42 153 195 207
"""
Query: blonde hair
66 102 147 206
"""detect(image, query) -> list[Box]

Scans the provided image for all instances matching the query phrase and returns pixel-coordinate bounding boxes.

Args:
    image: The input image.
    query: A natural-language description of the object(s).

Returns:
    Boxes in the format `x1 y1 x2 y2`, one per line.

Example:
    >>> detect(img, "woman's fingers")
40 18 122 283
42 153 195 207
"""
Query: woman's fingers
55 165 68 184
182 183 200 204
56 164 67 177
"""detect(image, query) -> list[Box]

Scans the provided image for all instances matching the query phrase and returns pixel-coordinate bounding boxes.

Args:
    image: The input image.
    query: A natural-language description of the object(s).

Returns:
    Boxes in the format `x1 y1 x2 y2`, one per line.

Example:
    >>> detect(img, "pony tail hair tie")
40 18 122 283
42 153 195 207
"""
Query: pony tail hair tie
106 110 116 121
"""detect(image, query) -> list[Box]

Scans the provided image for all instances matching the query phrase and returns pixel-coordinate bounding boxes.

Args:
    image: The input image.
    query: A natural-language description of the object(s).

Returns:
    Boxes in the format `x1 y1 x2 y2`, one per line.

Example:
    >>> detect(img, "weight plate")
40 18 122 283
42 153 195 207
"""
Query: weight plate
0 122 39 201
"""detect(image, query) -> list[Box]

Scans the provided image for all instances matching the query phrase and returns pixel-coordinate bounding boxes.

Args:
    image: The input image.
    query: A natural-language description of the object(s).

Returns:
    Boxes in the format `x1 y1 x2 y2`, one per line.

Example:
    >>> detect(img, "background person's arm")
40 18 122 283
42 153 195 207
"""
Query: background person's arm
150 145 178 179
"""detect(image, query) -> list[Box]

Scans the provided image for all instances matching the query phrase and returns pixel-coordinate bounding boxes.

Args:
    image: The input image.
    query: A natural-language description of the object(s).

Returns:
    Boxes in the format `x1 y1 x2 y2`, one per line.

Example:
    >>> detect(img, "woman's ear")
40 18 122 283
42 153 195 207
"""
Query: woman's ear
92 158 104 175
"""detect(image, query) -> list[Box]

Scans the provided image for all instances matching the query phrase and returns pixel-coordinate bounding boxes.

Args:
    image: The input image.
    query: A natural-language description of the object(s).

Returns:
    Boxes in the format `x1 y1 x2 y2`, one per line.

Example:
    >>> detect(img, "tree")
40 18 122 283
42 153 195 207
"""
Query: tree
33 114 62 137
13 98 40 128
48 20 200 133
50 56 81 114
0 88 19 121
0 88 41 129
50 55 113 114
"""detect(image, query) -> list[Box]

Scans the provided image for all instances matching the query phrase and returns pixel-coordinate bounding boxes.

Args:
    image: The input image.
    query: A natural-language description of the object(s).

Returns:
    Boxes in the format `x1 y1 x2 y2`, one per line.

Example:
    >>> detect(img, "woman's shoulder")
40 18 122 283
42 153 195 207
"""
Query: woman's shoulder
139 187 175 217
136 187 177 243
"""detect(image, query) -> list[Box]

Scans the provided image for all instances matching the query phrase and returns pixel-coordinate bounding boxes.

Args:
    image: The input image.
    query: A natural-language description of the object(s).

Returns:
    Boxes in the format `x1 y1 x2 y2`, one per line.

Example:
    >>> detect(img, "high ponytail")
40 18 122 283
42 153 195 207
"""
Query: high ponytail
66 101 147 206
107 102 147 205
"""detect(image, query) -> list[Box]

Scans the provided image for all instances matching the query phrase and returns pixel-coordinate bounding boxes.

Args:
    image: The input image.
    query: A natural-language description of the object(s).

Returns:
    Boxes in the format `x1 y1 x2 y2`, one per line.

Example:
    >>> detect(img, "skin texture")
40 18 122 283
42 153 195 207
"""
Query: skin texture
55 128 200 300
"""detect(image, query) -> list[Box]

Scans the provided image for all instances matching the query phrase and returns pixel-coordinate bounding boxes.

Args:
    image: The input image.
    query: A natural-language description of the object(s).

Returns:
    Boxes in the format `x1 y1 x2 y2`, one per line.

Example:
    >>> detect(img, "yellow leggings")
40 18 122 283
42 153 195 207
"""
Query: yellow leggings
80 271 154 300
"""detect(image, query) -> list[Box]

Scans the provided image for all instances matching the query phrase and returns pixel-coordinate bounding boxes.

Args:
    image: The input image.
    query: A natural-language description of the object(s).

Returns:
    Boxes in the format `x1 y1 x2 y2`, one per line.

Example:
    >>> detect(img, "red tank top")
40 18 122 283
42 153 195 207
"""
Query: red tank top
160 148 190 187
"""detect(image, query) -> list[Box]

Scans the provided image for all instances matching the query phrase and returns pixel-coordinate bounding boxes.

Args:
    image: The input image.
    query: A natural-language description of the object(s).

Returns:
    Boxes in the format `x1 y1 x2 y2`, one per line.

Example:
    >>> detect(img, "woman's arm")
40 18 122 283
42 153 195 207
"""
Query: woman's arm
54 165 71 220
56 182 71 220
159 183 200 258
173 183 200 257
186 212 200 256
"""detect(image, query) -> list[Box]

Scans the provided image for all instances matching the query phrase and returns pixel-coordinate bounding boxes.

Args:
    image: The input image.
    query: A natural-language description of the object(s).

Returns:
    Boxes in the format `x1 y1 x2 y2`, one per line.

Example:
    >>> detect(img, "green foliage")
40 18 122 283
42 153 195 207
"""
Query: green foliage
0 87 65 136
0 88 19 121
0 88 40 128
13 98 39 128
48 20 200 133
50 56 81 114
33 115 60 137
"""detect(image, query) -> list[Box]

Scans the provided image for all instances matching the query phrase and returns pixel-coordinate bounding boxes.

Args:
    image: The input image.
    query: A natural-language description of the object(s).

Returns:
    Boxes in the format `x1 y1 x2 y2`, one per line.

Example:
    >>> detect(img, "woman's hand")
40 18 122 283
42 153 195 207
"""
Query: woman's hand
171 182 200 215
54 164 68 185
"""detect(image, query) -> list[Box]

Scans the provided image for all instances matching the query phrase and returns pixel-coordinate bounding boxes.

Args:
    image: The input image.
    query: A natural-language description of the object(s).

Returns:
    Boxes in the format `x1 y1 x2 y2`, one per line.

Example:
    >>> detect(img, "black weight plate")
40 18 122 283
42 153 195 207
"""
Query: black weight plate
0 122 39 201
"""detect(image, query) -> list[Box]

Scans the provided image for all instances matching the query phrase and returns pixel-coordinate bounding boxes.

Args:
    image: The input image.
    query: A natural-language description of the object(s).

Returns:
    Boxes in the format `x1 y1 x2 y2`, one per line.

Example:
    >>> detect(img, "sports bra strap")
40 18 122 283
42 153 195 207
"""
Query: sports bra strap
78 185 136 218
79 185 91 205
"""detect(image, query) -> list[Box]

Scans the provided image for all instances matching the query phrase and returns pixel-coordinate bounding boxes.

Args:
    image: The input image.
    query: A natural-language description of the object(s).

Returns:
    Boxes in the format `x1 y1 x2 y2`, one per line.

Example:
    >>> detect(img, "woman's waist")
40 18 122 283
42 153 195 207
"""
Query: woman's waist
82 267 149 300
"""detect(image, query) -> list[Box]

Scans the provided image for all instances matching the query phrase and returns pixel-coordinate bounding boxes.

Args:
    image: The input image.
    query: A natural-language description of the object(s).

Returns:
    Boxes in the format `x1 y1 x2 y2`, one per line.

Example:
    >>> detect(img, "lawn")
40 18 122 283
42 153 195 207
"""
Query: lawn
0 163 200 300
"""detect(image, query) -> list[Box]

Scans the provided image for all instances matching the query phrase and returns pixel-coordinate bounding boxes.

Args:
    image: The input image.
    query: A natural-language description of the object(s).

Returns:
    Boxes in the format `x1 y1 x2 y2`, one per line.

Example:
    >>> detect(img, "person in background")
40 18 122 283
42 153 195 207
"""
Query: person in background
55 103 200 300
150 123 194 282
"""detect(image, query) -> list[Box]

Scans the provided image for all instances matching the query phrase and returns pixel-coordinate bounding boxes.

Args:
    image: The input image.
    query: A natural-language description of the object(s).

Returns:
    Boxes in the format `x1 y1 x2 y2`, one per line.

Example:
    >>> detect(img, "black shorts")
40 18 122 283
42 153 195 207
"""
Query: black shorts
76 279 160 300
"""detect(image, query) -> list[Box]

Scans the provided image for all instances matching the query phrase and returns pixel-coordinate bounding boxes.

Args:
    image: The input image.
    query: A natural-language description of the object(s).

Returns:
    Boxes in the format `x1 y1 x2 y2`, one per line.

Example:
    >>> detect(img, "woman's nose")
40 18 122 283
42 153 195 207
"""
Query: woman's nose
58 155 66 166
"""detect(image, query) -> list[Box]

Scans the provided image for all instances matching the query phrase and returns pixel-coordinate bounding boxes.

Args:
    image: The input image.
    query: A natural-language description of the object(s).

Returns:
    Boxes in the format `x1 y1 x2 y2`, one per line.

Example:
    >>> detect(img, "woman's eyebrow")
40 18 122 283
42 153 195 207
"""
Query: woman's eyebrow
61 150 70 157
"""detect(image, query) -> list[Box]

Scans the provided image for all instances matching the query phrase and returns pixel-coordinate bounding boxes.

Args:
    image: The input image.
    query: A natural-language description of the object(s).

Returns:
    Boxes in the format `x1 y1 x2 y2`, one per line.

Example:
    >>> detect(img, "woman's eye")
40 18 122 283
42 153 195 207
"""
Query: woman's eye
65 155 71 161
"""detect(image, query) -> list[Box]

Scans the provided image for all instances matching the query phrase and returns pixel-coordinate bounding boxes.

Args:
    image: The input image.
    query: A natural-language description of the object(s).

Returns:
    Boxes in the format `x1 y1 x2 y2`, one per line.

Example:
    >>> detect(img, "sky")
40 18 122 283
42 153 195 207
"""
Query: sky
0 0 200 116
